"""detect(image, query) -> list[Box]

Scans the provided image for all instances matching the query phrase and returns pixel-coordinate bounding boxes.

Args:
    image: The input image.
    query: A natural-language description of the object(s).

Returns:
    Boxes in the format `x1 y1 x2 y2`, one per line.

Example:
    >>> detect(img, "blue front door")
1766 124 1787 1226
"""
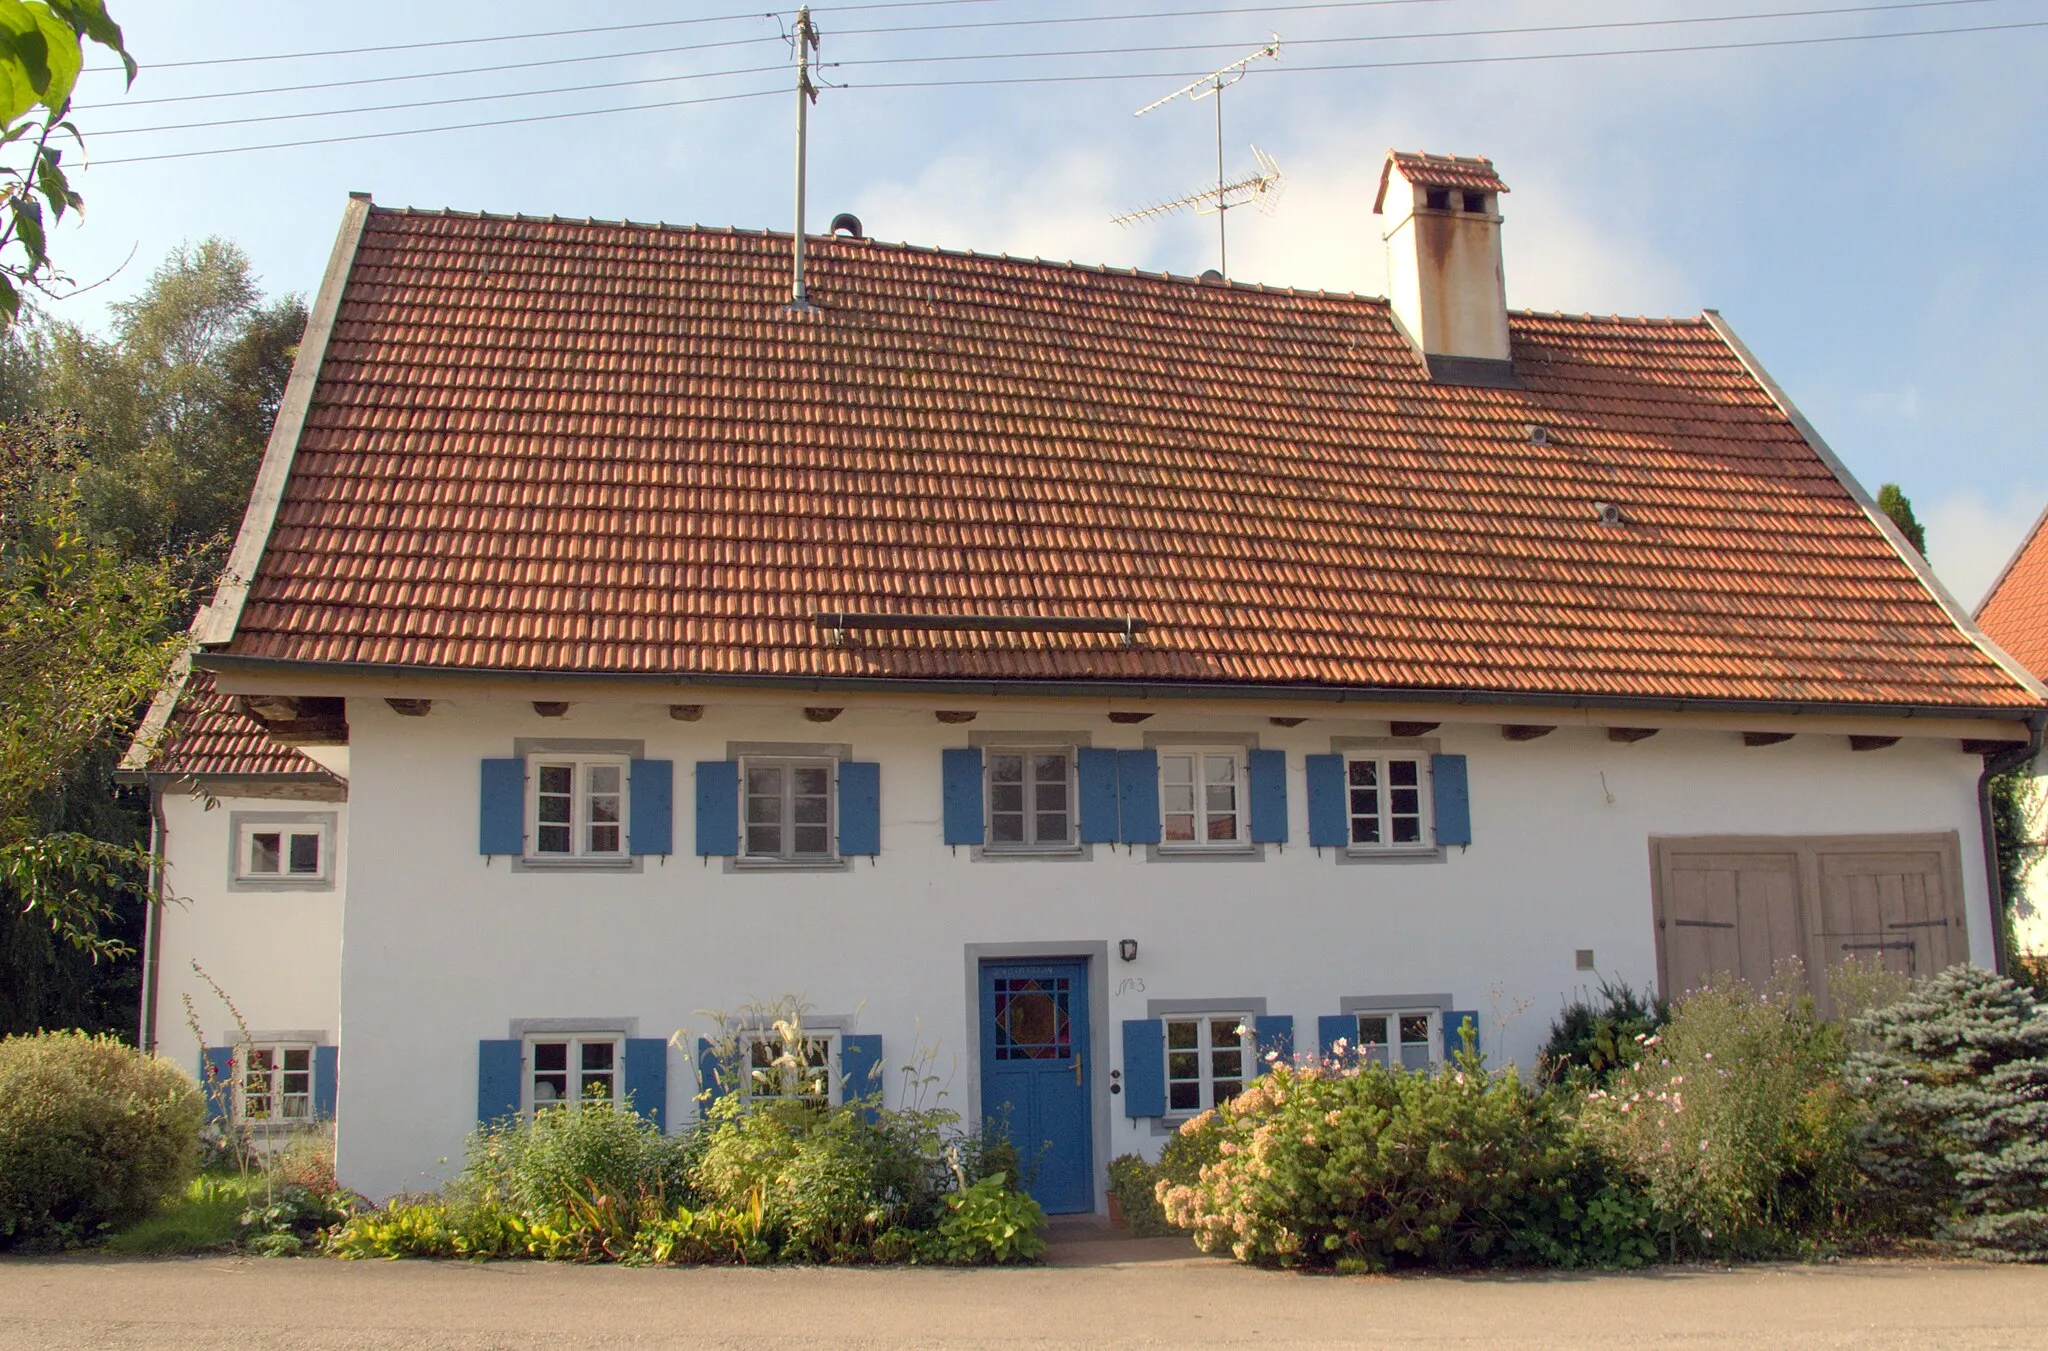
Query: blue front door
979 959 1093 1214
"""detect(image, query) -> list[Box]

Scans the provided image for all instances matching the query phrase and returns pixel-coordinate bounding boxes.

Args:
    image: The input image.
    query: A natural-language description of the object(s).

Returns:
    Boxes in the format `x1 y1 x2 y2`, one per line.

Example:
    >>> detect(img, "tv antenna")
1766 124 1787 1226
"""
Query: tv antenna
1112 37 1281 278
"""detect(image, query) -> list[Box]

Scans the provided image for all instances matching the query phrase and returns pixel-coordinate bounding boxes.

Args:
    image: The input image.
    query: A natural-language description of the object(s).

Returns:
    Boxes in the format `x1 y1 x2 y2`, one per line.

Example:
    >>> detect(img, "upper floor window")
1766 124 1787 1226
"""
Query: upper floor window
530 757 626 858
1158 748 1246 849
1346 754 1429 850
240 1043 315 1123
742 757 836 861
1355 1010 1437 1072
1165 1014 1252 1114
743 1030 838 1105
238 823 327 881
528 1034 620 1112
986 748 1074 851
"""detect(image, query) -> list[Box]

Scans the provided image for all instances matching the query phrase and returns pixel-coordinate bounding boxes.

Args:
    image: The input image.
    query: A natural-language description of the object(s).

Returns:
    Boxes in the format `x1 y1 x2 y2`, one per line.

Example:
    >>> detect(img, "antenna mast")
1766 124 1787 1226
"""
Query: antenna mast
788 5 821 311
1123 37 1279 277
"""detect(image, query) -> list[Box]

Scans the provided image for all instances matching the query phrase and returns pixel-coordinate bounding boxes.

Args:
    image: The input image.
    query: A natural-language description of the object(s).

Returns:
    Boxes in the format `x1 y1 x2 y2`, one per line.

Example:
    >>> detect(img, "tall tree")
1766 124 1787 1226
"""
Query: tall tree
40 239 305 563
1878 482 1928 557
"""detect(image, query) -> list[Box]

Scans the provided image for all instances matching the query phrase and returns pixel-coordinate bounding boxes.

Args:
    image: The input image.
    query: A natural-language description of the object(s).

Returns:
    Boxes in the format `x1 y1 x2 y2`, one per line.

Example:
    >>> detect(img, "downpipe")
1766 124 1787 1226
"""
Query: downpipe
1979 712 2045 975
138 788 167 1052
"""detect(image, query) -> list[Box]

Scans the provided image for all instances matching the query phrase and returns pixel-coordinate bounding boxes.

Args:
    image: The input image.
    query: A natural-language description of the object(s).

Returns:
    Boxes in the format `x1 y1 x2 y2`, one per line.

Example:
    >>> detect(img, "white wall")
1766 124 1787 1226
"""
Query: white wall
2013 754 2048 955
334 696 1991 1201
153 789 346 1070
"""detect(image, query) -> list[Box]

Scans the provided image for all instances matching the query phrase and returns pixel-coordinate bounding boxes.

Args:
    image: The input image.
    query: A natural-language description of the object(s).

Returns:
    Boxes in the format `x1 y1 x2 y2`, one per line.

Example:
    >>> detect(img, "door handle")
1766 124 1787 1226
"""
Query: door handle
1072 1054 1083 1086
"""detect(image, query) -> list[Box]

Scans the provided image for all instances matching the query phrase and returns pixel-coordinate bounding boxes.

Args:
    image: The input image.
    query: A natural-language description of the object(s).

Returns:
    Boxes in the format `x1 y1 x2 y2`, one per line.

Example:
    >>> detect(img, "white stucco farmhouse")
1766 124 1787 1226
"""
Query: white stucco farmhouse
125 151 2047 1212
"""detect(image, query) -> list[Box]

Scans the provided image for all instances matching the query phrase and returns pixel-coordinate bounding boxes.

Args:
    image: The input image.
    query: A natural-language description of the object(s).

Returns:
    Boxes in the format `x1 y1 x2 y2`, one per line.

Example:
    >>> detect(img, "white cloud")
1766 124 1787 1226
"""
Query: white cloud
1924 490 2046 612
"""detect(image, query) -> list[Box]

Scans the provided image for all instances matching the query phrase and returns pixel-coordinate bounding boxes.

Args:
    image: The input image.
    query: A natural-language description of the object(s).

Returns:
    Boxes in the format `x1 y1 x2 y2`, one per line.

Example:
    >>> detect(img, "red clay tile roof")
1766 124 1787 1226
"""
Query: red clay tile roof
137 669 337 780
1977 505 2048 683
215 208 2038 711
1374 151 1509 212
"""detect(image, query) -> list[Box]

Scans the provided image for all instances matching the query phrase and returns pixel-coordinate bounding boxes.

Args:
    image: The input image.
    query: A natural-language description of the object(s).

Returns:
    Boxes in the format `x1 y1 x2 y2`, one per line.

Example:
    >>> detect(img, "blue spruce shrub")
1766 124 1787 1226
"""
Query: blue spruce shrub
1850 964 2048 1261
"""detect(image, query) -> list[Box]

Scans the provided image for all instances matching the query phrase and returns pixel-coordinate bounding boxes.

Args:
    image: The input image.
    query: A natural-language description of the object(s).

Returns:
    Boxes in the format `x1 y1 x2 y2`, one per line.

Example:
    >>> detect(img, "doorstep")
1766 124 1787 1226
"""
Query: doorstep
1039 1215 1206 1268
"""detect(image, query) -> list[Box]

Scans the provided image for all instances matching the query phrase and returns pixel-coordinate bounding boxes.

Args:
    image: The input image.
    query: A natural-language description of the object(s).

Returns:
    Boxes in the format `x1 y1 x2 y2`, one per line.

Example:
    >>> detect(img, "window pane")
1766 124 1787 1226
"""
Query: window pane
1169 1081 1201 1112
589 824 621 853
1392 814 1422 845
1205 755 1235 783
1163 812 1195 842
588 764 621 794
589 795 620 824
537 794 571 824
989 755 1022 784
747 766 783 797
1034 811 1069 842
746 825 782 854
1401 1043 1431 1072
250 833 281 874
1168 1050 1199 1079
1357 1015 1388 1048
793 825 830 855
1348 760 1378 788
534 1042 567 1072
1033 781 1066 812
989 782 1023 814
1211 1048 1242 1079
1389 760 1419 787
538 825 572 853
1399 1015 1431 1046
793 766 829 797
284 1048 311 1072
287 832 320 874
1166 1020 1198 1050
1032 753 1068 783
1214 1079 1243 1105
538 765 573 795
581 1041 615 1072
990 813 1024 844
1210 1018 1244 1043
247 1047 276 1074
793 793 828 825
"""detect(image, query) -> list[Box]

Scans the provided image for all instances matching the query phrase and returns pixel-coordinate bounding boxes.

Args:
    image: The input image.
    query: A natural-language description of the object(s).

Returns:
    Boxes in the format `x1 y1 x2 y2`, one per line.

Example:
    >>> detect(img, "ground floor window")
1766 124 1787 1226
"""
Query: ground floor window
1165 1014 1252 1114
528 1035 620 1112
1354 1010 1437 1071
239 1044 314 1122
743 1030 838 1105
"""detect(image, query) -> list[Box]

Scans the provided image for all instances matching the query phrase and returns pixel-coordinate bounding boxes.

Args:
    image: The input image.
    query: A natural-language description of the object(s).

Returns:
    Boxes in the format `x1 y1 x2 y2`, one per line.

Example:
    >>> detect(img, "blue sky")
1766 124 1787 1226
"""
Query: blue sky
49 0 2048 606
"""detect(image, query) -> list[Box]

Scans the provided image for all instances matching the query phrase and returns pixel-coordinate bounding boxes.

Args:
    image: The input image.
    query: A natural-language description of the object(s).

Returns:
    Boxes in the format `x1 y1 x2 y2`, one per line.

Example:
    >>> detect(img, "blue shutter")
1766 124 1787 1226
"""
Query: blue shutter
1305 754 1346 849
1431 754 1472 847
1444 1010 1480 1061
1116 748 1161 845
1076 747 1121 844
202 1046 234 1123
313 1045 338 1120
697 1037 728 1109
1317 1014 1354 1063
479 758 525 855
694 760 739 857
1122 1018 1165 1118
624 1038 668 1132
477 1039 521 1124
838 761 881 856
1253 1014 1293 1075
1247 748 1288 844
839 1034 884 1117
628 759 673 855
942 747 984 846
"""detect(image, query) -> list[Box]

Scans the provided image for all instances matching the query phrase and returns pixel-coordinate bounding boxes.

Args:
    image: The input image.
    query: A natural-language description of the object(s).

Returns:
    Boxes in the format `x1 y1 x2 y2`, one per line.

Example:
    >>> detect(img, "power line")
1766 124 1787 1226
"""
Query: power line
88 15 2048 168
88 0 2012 139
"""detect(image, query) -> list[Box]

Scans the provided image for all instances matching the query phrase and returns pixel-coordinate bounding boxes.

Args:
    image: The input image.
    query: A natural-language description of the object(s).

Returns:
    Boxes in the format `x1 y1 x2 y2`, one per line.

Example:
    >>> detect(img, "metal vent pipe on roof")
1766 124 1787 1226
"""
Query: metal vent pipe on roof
813 612 1147 647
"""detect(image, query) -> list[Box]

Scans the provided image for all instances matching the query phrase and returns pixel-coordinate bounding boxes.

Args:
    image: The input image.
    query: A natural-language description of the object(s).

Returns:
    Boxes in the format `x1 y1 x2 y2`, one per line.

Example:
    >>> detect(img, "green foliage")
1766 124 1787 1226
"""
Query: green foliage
1989 767 2040 975
1157 1060 1582 1271
1582 971 1864 1257
1155 1106 1224 1190
100 1171 250 1254
1107 1153 1172 1237
0 1029 201 1248
459 1099 687 1223
1505 1167 1660 1270
1850 963 2048 1261
0 1 134 324
929 1172 1045 1265
1876 483 1927 557
1539 977 1667 1085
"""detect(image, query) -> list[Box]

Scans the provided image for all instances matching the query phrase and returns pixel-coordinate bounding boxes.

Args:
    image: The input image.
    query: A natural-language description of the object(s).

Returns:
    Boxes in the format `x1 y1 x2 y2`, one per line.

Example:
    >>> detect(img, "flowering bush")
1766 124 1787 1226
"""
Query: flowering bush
1580 971 1863 1257
1156 1059 1580 1271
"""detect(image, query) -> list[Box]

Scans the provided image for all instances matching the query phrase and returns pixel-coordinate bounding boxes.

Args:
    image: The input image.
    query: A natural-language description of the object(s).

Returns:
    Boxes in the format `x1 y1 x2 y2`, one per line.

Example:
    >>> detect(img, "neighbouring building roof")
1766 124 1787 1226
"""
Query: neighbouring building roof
1374 151 1510 211
121 664 339 783
1977 504 2048 683
206 207 2039 712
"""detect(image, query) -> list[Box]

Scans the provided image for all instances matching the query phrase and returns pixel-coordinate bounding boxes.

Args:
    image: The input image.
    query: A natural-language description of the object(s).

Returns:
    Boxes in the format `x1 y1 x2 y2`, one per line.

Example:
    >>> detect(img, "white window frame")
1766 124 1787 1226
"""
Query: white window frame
1156 747 1249 851
739 1029 841 1106
525 756 630 860
235 822 329 882
738 755 839 863
523 1033 623 1116
984 745 1079 853
1352 1009 1440 1072
1343 753 1433 854
1163 1013 1255 1116
236 1041 317 1125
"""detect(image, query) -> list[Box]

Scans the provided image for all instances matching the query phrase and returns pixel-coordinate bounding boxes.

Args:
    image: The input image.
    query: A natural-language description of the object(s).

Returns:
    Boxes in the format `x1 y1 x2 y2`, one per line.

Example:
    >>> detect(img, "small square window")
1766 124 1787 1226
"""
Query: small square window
237 823 328 882
740 757 837 862
528 1035 621 1114
527 758 629 860
1159 749 1246 850
1345 755 1431 852
237 1042 317 1123
743 1031 837 1105
985 749 1075 851
1354 1010 1437 1072
1164 1014 1253 1114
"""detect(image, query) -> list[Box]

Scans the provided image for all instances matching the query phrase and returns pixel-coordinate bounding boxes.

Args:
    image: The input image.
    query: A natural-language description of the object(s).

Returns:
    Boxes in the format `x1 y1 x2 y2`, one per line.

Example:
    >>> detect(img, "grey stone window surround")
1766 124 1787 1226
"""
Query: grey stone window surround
508 1017 640 1039
220 1028 329 1046
1339 993 1453 1015
724 742 852 872
1329 735 1444 865
967 730 1093 861
510 738 646 874
1146 996 1270 1134
226 810 338 891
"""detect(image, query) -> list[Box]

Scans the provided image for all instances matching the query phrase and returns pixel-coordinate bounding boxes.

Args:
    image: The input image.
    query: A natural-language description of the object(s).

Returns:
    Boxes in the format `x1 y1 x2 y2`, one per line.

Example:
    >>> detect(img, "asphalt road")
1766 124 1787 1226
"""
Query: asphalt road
4 1246 2046 1350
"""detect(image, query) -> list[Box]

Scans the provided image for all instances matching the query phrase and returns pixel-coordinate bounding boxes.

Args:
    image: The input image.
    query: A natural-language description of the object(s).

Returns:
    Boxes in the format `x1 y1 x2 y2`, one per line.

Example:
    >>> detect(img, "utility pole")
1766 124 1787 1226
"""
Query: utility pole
789 5 820 311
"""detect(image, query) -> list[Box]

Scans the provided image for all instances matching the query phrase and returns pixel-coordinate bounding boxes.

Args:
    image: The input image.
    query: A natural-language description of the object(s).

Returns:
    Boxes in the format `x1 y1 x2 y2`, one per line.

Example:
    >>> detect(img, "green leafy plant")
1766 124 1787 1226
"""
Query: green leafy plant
1849 963 2048 1261
929 1172 1045 1265
1107 1153 1171 1237
1539 978 1666 1085
0 1029 201 1248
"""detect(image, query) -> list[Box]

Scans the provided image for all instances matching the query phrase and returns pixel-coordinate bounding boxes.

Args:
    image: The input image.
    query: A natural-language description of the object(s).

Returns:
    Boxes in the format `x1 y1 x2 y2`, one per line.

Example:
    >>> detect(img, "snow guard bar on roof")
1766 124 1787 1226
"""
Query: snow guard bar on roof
813 612 1147 647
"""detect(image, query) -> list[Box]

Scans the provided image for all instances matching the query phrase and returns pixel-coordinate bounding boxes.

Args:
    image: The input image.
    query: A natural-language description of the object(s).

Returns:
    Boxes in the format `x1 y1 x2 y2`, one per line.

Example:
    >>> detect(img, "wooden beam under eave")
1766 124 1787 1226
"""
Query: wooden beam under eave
1107 711 1153 724
803 707 843 723
532 701 569 718
386 698 432 717
1849 735 1900 752
1268 716 1306 728
934 711 977 724
1741 731 1794 747
1390 721 1440 737
1607 727 1659 743
669 705 704 721
1501 725 1556 741
1962 738 2027 755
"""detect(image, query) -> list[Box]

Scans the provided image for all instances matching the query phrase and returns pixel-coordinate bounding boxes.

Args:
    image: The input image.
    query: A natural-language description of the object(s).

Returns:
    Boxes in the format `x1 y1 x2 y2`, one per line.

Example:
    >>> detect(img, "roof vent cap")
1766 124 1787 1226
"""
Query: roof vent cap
1593 501 1625 527
1199 269 1224 284
1525 423 1550 447
829 212 864 239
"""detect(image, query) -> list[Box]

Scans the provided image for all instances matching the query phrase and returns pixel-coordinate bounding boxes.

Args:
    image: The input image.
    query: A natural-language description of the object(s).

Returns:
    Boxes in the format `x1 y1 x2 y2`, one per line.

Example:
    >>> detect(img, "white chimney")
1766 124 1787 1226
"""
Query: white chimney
1373 150 1514 386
